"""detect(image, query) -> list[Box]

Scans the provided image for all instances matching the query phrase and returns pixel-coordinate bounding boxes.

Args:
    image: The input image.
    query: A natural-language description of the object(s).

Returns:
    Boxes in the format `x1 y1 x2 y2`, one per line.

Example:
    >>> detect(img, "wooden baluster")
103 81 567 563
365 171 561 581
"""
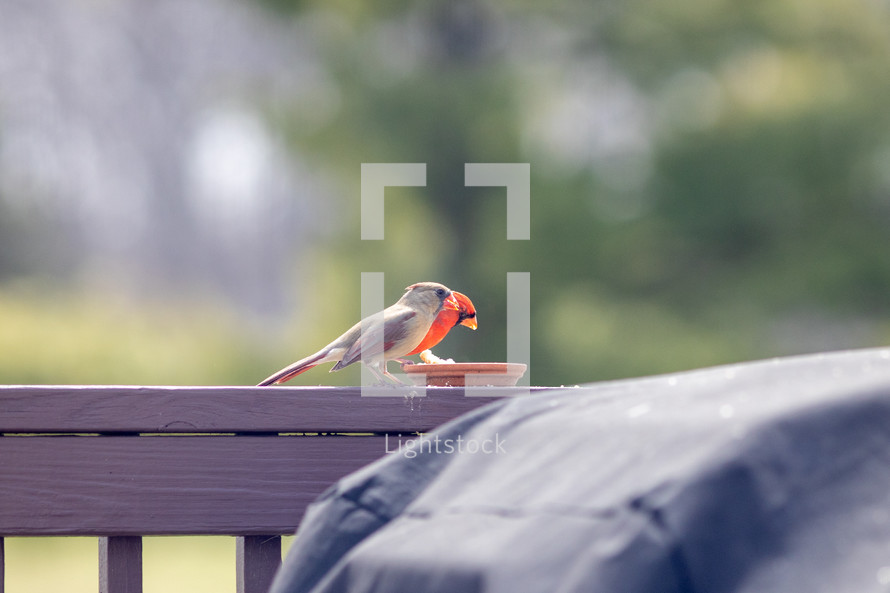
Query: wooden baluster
99 536 142 593
236 535 281 593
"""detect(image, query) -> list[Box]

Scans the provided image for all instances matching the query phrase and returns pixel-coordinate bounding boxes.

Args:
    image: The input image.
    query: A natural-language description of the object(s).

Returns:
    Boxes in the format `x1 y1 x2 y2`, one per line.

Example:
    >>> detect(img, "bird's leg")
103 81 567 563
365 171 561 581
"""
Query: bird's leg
365 364 388 385
365 363 401 387
382 369 407 385
381 361 407 385
383 362 407 387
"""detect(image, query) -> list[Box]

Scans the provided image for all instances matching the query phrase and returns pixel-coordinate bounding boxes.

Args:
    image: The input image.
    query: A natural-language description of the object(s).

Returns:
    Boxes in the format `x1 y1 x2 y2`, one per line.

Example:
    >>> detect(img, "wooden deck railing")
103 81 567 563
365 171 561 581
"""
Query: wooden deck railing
0 385 534 593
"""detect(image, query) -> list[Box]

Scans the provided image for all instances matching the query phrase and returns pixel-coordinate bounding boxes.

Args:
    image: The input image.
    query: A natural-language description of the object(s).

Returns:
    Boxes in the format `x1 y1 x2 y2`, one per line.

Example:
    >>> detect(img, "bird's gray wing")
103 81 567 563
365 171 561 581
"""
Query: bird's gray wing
335 309 416 370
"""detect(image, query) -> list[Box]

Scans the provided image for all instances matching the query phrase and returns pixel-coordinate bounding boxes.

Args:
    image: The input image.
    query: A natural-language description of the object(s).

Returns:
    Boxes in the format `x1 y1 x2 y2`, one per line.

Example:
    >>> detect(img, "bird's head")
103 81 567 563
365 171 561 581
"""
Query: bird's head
403 282 454 315
451 291 478 330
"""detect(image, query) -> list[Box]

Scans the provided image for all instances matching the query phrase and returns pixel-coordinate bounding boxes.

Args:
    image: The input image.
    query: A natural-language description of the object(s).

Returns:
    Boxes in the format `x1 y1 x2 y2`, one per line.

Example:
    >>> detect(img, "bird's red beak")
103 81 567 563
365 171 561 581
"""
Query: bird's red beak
444 293 461 312
451 291 477 330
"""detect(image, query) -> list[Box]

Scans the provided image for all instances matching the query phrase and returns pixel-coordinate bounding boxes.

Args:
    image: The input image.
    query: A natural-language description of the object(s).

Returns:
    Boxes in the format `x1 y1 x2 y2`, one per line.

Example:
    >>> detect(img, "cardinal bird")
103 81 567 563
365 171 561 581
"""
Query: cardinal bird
405 290 477 356
258 282 459 386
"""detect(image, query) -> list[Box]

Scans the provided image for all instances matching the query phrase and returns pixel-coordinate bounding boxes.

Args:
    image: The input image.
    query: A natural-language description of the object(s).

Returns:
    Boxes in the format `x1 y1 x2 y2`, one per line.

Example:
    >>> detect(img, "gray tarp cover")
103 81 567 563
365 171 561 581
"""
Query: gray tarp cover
271 348 890 593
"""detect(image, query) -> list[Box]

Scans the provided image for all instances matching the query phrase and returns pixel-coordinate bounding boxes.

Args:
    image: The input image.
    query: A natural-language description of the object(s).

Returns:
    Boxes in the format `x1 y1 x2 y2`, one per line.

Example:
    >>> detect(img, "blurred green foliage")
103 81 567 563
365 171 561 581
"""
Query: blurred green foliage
262 0 890 384
0 281 266 385
3 0 890 386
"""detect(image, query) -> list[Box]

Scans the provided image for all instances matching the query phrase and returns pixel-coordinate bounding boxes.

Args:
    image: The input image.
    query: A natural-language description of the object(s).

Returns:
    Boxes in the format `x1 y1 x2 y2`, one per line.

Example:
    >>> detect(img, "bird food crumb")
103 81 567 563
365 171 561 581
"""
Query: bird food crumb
419 349 455 364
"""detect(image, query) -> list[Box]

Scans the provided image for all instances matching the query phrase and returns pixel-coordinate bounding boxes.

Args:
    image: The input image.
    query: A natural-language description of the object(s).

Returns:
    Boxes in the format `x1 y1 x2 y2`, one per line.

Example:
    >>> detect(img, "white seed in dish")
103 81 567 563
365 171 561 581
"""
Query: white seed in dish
419 349 455 364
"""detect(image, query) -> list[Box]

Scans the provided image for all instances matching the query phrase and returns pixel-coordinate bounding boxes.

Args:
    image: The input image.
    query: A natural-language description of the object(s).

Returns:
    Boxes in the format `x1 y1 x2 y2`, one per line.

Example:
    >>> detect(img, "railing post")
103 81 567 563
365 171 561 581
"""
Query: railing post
1 536 5 593
100 536 142 593
237 535 281 593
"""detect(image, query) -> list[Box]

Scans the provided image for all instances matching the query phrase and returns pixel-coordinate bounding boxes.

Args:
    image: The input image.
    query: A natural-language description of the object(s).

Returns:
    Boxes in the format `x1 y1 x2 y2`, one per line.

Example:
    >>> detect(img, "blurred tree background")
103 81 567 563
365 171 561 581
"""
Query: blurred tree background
2 0 890 389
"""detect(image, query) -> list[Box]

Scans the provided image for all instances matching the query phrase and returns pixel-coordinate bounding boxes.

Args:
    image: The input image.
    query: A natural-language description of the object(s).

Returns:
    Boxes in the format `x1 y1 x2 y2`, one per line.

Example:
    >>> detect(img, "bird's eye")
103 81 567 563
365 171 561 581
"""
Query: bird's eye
436 288 446 297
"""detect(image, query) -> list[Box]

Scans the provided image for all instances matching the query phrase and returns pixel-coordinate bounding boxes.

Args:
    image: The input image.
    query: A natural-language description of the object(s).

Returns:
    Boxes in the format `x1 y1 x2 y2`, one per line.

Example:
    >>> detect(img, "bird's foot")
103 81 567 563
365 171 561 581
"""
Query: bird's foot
367 364 407 387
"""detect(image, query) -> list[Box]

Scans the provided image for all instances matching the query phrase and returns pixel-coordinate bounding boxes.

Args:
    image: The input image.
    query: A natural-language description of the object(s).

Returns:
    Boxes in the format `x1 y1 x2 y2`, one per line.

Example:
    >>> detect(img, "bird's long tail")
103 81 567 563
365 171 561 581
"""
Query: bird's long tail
257 350 330 386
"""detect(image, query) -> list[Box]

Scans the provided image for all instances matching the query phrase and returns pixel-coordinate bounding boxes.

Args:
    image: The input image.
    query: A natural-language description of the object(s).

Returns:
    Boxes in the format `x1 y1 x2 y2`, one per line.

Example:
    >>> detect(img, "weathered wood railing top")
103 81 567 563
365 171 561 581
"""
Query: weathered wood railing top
0 384 524 434
0 384 546 593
